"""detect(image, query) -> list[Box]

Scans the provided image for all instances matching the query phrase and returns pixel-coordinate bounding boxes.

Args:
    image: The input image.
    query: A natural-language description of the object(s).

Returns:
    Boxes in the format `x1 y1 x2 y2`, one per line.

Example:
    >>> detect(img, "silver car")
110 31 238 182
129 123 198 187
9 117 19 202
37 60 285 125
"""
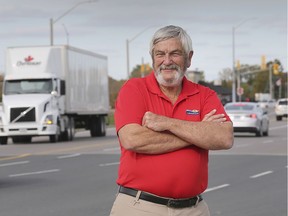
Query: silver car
224 102 269 137
275 98 288 121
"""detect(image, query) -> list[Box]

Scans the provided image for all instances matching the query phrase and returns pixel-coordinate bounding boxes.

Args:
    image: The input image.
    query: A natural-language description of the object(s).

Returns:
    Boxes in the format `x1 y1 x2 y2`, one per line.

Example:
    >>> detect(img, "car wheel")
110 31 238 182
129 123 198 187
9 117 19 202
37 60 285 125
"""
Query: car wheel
256 124 263 137
263 124 269 136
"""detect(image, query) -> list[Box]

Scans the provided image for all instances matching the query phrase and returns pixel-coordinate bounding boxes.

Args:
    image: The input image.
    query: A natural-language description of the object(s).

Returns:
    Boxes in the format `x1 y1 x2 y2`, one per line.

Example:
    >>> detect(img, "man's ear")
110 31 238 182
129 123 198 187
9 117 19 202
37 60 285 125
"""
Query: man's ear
187 51 194 67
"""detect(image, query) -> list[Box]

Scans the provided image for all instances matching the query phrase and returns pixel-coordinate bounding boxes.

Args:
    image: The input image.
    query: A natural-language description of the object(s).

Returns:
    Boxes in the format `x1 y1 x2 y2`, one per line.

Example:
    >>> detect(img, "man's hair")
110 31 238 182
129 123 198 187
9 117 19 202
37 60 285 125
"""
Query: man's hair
149 25 193 59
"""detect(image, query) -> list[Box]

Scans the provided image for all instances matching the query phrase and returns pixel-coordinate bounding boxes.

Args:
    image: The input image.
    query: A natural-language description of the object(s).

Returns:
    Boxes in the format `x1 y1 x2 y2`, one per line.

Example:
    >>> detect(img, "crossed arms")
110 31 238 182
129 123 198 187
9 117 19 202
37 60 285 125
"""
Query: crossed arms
118 109 234 154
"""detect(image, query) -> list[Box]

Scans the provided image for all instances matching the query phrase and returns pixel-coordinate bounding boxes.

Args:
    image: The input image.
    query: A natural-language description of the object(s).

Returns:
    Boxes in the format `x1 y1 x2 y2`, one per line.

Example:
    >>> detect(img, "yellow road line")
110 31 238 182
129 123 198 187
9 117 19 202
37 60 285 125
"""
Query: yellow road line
0 153 32 161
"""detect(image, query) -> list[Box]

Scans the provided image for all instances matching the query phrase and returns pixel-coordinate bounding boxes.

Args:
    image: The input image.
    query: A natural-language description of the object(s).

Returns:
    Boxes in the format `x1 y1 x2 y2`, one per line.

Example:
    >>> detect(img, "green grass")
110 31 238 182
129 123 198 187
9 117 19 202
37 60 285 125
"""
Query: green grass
107 111 115 126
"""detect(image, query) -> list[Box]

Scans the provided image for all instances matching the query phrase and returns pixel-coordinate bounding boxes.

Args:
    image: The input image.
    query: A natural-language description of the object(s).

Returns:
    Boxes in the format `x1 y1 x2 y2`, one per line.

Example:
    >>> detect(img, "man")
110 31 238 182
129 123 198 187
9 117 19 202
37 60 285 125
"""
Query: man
109 25 234 216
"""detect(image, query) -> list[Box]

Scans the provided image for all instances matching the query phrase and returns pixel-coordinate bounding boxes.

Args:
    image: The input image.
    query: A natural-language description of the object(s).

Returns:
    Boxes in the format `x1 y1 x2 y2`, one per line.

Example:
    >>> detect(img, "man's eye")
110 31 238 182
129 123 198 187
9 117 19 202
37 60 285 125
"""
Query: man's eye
172 52 182 57
155 53 165 57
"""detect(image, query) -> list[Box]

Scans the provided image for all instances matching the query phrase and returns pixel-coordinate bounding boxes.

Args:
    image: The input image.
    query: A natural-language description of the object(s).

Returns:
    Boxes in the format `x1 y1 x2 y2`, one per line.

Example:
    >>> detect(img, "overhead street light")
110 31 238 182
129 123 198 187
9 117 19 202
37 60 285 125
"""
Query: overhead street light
126 26 153 79
232 18 256 102
50 0 97 46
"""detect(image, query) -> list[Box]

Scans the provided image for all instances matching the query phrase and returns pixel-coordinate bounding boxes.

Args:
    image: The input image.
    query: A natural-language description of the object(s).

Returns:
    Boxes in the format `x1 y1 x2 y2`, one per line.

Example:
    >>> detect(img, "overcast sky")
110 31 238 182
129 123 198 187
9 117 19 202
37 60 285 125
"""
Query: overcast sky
0 0 286 81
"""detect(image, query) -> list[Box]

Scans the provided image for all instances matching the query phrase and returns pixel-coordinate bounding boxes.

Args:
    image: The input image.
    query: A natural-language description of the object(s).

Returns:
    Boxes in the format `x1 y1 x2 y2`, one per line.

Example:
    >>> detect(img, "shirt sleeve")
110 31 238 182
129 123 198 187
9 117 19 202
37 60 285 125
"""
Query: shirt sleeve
200 87 231 122
114 79 147 133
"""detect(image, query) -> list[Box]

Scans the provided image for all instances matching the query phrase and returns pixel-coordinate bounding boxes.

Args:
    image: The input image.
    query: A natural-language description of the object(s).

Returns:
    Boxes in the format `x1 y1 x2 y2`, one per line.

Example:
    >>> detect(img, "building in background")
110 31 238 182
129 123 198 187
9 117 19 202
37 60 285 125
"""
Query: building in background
186 69 204 83
186 70 231 105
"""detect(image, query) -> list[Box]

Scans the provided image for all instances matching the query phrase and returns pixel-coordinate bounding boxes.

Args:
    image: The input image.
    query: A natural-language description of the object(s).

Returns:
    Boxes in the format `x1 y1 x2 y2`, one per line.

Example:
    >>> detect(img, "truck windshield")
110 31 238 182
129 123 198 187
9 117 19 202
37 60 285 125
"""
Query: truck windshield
4 79 53 95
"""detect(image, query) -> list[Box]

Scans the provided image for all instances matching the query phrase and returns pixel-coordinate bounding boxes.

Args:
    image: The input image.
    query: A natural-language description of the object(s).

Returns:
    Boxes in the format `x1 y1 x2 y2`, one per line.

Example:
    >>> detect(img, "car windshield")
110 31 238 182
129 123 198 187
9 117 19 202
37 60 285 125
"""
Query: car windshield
4 79 53 95
225 104 254 111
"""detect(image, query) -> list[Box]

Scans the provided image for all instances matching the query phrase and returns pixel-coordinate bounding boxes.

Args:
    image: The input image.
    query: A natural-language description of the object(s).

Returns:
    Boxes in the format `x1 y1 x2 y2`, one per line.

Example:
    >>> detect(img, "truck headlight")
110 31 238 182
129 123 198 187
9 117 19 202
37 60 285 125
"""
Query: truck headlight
44 115 53 125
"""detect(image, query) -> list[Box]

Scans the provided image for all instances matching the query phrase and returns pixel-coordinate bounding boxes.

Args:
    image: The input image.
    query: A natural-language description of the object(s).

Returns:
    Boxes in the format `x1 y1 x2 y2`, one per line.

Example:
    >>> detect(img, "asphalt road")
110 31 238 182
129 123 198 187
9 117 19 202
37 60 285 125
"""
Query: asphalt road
0 115 287 216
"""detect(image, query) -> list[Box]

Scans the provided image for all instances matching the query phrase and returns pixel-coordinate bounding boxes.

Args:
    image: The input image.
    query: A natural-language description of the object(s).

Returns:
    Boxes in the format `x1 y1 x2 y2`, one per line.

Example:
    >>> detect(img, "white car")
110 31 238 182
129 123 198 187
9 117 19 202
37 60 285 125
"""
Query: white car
258 99 276 109
275 98 288 121
224 102 269 137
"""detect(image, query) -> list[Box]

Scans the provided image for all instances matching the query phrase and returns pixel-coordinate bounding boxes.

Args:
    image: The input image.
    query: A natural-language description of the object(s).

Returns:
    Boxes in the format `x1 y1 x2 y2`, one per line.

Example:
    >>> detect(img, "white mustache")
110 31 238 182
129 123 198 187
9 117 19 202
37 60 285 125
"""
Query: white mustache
160 65 180 70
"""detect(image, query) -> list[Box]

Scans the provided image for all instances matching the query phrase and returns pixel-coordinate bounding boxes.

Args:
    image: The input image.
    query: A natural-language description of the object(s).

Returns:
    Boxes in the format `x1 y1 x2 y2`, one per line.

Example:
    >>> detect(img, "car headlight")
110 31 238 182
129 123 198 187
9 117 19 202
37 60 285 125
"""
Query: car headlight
44 115 53 125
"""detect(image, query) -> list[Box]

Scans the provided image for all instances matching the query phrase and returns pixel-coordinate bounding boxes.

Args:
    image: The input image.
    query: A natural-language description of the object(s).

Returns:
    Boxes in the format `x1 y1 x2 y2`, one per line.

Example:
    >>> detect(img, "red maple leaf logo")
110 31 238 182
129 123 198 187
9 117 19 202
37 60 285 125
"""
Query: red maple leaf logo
24 56 34 62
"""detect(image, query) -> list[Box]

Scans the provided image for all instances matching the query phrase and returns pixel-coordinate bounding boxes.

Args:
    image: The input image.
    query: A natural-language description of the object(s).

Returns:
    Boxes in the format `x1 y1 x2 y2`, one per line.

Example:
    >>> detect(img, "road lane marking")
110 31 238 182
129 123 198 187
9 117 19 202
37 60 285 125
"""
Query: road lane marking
99 162 120 167
270 125 287 130
262 140 273 143
0 154 31 161
9 169 60 177
103 147 120 151
57 153 81 159
204 184 230 193
234 144 249 148
0 161 30 167
250 171 273 179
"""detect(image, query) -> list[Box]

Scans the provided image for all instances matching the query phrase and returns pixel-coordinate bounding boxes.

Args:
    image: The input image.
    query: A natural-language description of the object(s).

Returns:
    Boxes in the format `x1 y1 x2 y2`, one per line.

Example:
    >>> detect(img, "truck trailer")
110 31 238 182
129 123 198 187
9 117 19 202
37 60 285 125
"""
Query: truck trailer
0 45 109 145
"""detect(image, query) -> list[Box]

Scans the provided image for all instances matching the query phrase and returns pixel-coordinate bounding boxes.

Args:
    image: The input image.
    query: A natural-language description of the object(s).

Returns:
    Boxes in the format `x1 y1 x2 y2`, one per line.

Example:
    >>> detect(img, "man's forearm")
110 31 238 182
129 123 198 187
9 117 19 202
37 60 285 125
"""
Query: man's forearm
142 111 234 150
167 119 234 150
118 124 191 154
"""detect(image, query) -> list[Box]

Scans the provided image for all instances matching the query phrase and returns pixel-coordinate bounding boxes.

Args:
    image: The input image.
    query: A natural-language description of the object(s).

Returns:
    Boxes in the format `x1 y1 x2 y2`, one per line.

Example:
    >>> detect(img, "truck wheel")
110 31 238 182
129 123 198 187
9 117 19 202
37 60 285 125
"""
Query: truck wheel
67 118 75 141
61 118 75 141
90 116 106 137
50 123 60 143
0 137 8 145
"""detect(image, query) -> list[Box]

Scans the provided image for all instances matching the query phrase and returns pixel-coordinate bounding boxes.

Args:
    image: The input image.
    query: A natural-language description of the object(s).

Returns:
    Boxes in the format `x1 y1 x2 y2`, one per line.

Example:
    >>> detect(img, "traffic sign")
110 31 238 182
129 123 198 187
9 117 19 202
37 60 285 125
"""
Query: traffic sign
237 87 244 96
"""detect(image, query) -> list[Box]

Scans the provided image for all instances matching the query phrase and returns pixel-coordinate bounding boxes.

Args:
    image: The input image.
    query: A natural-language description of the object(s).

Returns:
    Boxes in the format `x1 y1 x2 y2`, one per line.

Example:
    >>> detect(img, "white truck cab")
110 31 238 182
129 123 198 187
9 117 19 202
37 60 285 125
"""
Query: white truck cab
0 45 109 144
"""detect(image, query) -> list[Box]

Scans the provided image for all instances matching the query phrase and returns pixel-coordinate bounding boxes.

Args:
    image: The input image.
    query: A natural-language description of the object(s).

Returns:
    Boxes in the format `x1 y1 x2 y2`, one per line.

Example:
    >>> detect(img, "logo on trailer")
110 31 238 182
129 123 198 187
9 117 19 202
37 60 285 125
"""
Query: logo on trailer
16 55 41 67
24 56 34 62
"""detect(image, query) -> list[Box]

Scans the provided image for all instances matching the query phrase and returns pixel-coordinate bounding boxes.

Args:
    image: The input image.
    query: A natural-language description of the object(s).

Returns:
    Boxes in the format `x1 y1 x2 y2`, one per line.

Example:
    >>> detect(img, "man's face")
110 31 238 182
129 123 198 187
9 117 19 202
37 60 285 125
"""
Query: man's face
152 38 191 87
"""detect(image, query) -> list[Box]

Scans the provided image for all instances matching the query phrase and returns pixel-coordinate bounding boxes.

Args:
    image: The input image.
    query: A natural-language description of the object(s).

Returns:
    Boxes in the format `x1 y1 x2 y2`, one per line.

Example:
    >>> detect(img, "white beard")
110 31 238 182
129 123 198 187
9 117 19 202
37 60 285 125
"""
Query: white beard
155 65 185 87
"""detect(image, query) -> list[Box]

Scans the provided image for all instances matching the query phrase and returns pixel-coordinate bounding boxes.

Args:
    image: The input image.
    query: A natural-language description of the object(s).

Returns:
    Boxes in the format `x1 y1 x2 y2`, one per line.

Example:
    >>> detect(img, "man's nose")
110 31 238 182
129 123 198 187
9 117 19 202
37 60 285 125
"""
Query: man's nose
163 54 173 65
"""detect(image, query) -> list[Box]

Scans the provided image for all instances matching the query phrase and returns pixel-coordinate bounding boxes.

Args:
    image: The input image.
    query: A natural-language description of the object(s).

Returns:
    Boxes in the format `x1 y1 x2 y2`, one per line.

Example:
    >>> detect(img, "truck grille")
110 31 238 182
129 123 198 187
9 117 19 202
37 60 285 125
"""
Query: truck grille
10 107 36 122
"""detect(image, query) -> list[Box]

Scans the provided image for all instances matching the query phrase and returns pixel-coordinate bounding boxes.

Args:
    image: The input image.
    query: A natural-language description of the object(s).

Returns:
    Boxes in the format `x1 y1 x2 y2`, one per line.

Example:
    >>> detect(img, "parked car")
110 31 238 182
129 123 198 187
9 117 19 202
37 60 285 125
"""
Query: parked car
224 102 269 137
258 99 276 109
275 98 288 121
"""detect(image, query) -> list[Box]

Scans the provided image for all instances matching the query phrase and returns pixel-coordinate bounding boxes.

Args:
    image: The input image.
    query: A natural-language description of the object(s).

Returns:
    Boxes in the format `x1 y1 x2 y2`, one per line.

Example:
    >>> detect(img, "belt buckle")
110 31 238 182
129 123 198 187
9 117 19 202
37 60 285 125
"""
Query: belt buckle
167 199 181 208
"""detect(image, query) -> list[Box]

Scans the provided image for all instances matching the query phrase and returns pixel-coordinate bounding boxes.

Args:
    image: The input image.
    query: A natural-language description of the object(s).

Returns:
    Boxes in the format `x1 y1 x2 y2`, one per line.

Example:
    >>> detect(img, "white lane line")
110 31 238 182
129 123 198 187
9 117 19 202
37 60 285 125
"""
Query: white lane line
270 125 287 130
0 161 30 167
203 184 230 193
57 153 81 159
9 169 60 177
234 144 249 148
250 171 273 179
103 147 120 152
99 162 120 167
262 140 273 144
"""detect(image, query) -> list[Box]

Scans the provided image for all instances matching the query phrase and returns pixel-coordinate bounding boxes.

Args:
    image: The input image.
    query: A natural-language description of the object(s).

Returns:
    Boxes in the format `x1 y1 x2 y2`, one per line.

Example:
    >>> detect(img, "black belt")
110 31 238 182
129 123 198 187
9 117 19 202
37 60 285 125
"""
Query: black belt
119 186 203 209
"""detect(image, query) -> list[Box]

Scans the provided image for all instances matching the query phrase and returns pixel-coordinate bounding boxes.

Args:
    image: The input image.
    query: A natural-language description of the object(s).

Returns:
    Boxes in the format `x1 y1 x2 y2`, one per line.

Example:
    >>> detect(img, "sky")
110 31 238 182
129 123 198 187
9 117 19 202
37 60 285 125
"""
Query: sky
0 0 287 81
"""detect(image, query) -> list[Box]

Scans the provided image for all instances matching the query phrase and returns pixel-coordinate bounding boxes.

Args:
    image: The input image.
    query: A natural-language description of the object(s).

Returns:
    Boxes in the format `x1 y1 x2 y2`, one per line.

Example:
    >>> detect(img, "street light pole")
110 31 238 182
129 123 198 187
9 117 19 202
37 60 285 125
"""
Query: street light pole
62 24 69 45
232 18 256 102
50 0 97 46
126 26 153 79
232 26 236 102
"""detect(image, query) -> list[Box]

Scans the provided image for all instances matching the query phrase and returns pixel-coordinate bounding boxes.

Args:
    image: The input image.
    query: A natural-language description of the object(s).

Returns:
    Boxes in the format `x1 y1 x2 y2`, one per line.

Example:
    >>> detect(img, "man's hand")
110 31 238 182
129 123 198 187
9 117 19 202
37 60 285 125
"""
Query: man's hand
202 109 226 122
142 111 168 132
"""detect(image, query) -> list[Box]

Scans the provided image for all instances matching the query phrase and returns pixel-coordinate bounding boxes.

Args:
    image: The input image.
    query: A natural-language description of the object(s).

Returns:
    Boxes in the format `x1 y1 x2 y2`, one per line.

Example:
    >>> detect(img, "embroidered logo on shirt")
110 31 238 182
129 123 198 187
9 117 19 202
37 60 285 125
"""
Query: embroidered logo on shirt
186 109 200 115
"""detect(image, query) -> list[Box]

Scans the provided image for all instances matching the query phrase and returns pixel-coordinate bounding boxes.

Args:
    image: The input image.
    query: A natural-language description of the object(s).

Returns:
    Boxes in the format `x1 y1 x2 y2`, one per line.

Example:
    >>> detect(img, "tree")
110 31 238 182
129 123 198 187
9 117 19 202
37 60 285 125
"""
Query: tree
130 64 152 78
108 76 126 109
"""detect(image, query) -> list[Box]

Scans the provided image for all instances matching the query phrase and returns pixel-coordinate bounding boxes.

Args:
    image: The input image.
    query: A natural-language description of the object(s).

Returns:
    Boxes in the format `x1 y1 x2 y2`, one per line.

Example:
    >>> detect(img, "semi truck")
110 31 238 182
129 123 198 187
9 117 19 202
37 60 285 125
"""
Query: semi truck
0 45 109 145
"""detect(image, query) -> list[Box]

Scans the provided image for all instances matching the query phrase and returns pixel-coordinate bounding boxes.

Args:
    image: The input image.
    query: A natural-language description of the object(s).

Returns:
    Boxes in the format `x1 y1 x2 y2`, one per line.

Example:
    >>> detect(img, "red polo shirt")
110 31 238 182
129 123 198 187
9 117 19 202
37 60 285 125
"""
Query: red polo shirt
115 72 230 198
